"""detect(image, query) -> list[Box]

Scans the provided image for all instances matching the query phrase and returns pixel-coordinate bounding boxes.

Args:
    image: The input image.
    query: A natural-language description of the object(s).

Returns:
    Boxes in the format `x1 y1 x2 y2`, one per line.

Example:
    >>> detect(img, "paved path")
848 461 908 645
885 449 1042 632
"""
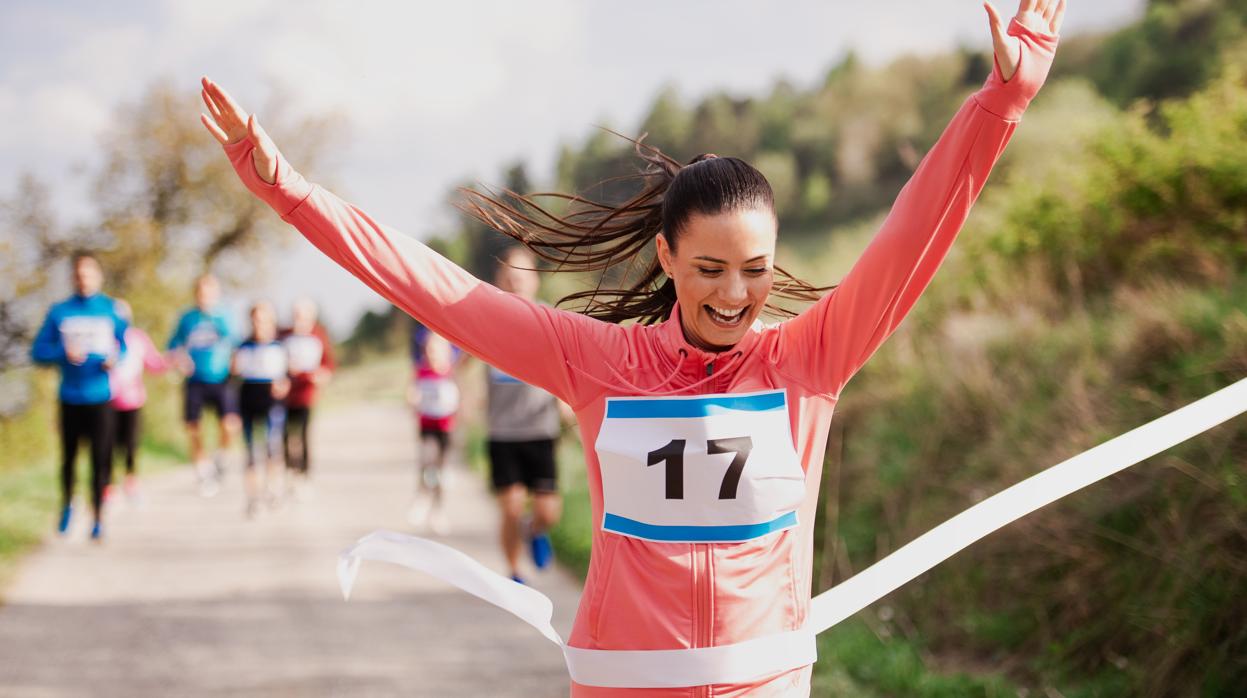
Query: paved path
0 402 582 697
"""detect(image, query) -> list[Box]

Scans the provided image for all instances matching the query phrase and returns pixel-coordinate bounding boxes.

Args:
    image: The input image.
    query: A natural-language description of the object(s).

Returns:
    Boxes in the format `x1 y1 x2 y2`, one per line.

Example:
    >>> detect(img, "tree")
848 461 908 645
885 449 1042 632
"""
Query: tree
0 79 338 415
0 176 68 377
638 85 692 156
89 80 338 327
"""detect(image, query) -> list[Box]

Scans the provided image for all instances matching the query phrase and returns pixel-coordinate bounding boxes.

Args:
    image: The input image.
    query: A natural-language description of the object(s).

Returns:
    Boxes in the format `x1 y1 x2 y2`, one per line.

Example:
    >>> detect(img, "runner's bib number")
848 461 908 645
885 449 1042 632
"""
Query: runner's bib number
186 322 223 350
285 335 324 373
418 377 459 418
595 389 805 543
236 344 287 381
59 316 117 357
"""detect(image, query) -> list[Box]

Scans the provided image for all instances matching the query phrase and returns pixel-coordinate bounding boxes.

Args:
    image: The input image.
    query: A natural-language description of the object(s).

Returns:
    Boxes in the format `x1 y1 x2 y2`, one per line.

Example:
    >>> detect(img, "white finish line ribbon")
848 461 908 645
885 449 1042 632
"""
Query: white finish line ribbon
338 378 1247 688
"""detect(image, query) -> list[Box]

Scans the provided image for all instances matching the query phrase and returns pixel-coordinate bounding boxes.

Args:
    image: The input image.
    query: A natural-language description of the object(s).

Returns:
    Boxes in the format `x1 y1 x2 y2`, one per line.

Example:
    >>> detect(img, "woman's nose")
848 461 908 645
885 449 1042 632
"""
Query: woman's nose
720 274 749 304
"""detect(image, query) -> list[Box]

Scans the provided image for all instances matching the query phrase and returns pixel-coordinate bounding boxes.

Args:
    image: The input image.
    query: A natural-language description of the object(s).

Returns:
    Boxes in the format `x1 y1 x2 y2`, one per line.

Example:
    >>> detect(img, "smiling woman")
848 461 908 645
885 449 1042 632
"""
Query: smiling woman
460 150 828 351
200 1 1065 695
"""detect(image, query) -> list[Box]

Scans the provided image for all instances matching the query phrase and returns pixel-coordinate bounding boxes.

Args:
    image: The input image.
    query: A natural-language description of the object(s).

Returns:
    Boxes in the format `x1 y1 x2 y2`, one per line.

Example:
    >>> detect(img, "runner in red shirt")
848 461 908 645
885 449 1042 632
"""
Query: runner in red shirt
281 298 335 497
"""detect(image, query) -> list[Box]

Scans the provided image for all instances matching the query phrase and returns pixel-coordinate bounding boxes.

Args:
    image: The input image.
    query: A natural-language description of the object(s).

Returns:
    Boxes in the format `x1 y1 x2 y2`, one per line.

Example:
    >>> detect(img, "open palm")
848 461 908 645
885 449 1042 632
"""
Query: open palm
985 0 1066 81
199 77 279 184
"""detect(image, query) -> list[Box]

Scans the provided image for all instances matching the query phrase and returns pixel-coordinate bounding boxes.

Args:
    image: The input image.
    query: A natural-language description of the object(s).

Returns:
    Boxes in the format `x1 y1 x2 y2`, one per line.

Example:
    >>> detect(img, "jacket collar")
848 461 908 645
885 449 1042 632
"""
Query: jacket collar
656 301 763 372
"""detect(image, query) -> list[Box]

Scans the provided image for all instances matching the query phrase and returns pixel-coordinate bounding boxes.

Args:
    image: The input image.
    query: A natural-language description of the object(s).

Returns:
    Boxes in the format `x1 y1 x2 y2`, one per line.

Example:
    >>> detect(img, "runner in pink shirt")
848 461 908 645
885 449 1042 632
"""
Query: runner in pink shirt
108 300 169 503
406 332 460 535
201 2 1062 694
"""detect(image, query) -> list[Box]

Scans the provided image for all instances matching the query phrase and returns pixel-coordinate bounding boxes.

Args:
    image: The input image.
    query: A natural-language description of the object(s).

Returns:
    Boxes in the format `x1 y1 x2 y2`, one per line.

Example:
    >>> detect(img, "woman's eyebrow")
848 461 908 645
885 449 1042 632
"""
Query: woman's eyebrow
692 255 769 264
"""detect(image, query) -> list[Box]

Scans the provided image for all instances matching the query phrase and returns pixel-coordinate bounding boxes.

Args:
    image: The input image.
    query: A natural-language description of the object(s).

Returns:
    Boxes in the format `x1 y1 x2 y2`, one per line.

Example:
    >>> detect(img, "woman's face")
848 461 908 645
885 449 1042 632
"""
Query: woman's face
656 208 777 352
251 305 276 343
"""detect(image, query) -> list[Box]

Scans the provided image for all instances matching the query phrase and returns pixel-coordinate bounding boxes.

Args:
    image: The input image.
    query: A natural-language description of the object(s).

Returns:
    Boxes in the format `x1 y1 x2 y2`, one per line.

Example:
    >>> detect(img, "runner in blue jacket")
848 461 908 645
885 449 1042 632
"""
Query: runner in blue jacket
168 273 240 496
30 254 128 541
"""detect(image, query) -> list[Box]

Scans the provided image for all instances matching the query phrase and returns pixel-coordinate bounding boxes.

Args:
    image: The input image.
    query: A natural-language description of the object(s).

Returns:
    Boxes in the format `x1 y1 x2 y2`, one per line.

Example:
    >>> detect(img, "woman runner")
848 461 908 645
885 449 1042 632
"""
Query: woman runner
200 2 1063 693
108 299 169 504
281 298 335 494
233 301 290 517
406 331 460 535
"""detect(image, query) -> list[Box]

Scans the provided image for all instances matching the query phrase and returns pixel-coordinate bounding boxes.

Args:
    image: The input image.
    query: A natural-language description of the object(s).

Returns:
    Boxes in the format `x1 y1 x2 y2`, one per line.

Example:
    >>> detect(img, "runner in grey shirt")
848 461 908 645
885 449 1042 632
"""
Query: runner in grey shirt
487 247 566 583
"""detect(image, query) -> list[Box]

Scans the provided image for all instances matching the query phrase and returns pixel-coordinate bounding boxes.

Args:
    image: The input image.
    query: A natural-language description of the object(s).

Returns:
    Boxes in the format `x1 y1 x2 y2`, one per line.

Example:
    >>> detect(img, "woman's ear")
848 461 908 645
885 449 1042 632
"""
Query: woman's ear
655 233 673 277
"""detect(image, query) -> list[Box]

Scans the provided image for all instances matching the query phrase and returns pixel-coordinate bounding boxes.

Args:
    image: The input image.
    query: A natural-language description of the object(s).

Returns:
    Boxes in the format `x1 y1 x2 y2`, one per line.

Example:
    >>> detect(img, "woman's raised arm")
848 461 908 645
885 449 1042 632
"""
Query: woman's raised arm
779 2 1062 397
199 79 626 406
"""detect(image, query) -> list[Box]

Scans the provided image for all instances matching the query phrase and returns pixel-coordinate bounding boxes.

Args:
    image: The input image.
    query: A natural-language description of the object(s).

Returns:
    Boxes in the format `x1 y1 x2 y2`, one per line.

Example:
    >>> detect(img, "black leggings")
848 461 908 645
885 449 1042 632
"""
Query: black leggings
114 408 140 475
60 401 114 518
284 406 312 474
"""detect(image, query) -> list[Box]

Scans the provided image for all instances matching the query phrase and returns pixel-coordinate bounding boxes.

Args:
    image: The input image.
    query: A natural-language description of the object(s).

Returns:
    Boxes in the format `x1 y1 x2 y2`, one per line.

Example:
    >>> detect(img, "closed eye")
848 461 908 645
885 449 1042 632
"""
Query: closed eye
697 267 724 276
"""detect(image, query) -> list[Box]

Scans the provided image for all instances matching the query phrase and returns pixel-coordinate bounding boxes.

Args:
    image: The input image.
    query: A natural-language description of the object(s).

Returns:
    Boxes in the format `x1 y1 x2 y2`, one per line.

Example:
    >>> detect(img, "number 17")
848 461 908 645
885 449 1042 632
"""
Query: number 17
646 436 753 500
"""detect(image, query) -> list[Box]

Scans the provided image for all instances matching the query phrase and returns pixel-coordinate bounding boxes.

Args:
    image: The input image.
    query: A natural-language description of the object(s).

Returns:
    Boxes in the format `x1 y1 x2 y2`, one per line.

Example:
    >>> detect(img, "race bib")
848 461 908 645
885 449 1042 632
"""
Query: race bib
285 335 324 373
59 316 116 357
236 343 287 381
186 322 223 349
595 389 806 543
418 376 460 418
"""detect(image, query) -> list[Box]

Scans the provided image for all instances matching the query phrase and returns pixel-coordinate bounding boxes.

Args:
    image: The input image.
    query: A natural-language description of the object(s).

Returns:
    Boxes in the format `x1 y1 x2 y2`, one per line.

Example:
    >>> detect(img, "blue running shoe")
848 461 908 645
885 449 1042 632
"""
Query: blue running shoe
530 532 553 570
57 505 73 535
90 520 103 542
510 574 526 585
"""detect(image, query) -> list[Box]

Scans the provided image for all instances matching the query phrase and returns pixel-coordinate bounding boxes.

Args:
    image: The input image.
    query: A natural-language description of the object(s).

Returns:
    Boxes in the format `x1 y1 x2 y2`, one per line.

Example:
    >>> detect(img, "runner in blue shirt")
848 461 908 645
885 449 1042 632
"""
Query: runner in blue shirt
30 254 128 541
167 274 240 496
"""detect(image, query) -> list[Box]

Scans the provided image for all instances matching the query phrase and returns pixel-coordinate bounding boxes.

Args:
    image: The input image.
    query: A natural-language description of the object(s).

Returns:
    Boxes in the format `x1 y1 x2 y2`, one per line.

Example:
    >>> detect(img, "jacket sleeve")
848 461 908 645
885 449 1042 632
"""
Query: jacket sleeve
220 141 627 407
30 308 65 366
111 305 128 359
167 316 186 351
139 330 169 373
779 19 1058 396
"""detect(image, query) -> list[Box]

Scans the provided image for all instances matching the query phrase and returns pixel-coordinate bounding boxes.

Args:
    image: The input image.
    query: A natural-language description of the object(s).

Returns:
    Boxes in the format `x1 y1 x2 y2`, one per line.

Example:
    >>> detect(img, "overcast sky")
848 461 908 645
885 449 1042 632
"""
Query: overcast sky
0 0 1145 336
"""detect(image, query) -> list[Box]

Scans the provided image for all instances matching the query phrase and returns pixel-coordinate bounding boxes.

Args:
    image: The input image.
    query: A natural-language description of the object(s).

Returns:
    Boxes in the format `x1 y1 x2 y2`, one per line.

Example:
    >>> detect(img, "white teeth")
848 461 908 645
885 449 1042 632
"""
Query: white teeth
709 305 745 319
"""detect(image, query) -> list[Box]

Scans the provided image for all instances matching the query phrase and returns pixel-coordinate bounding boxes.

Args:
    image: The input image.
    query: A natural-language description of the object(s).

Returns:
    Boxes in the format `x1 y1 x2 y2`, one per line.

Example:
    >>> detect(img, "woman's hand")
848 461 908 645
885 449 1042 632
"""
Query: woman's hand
199 77 280 184
984 0 1066 81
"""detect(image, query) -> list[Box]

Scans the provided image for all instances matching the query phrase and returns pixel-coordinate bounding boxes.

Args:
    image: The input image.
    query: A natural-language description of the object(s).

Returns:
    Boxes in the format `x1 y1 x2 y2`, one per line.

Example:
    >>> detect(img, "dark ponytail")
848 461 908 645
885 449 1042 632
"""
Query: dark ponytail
458 135 829 325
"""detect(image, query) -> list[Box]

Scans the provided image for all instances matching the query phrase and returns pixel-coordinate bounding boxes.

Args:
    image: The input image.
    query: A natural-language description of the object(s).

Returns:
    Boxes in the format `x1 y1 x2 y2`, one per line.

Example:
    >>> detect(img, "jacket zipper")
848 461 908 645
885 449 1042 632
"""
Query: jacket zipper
694 357 718 697
693 543 712 697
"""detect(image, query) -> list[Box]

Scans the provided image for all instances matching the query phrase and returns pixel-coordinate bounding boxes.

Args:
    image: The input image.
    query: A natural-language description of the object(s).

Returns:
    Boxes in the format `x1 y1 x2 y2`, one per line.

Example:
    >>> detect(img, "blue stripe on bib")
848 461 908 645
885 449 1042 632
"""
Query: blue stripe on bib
602 511 797 542
605 390 785 419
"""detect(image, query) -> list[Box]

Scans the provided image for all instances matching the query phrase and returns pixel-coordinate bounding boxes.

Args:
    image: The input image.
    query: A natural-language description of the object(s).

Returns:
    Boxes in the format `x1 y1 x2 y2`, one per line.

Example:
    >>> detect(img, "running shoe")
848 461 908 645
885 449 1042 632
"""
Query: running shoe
213 452 228 483
103 484 119 505
406 497 431 530
530 532 554 570
196 460 220 498
510 574 526 585
198 476 220 498
57 505 73 535
90 520 103 542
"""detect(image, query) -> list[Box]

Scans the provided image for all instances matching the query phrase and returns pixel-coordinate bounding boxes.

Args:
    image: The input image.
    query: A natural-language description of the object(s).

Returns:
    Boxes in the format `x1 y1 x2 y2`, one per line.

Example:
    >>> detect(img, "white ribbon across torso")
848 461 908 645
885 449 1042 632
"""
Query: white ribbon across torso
339 378 1247 688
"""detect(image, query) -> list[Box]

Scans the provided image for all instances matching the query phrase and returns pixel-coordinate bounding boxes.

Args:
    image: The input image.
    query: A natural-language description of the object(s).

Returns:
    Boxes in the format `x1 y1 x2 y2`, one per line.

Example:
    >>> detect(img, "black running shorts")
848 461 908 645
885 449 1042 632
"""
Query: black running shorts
488 438 557 494
183 380 239 423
